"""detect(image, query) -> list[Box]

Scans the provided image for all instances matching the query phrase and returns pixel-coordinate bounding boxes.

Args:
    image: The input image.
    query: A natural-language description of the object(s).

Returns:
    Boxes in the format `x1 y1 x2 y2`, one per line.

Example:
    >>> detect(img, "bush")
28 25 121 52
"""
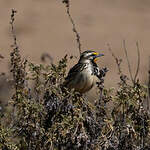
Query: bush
0 7 150 150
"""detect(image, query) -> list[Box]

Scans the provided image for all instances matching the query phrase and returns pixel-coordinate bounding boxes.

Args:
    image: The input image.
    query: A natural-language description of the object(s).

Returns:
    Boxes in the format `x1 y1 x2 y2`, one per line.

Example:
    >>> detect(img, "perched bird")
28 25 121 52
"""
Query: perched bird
64 50 104 93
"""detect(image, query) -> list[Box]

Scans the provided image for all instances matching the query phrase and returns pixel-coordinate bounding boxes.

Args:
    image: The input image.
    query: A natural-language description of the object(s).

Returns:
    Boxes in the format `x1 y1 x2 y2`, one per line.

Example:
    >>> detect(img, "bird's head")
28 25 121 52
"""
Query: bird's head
79 50 104 63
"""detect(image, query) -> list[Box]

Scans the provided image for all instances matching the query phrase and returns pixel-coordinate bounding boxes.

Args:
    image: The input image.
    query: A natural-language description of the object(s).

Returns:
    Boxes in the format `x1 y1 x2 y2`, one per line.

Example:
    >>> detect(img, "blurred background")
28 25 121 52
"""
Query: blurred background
0 0 150 99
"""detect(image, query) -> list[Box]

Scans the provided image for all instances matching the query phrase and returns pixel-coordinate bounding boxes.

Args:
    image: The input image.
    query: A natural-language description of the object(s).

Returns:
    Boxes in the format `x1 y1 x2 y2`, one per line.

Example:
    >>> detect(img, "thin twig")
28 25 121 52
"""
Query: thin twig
134 41 140 83
41 53 53 64
147 56 150 112
123 40 134 84
10 9 18 48
0 54 4 59
107 43 122 75
63 0 82 55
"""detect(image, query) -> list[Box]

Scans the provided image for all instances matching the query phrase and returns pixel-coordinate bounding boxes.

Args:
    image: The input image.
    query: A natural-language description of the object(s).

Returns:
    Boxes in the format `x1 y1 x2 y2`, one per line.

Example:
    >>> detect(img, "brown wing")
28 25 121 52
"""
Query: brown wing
65 63 87 81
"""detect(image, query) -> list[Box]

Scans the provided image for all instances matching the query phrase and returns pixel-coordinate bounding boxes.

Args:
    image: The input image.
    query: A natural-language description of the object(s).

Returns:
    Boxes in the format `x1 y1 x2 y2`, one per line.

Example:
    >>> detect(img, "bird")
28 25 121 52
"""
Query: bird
64 50 104 93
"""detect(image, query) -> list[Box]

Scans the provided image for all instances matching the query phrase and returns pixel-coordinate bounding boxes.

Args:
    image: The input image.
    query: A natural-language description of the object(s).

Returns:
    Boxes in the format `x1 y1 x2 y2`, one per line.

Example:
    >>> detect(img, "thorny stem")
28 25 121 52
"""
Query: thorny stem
134 42 140 83
123 40 134 84
63 0 82 55
10 9 27 94
10 9 18 48
107 43 122 75
123 40 141 85
0 54 4 59
148 56 150 112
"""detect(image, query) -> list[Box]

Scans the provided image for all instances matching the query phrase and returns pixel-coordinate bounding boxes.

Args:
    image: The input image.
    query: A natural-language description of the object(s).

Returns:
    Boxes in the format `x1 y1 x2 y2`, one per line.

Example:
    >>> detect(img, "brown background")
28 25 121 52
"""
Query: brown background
0 0 150 97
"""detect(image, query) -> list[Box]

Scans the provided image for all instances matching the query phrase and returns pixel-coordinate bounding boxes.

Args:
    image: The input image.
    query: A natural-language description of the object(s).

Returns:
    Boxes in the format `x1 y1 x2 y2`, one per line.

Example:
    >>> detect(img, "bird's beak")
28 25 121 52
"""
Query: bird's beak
95 53 104 57
93 53 104 62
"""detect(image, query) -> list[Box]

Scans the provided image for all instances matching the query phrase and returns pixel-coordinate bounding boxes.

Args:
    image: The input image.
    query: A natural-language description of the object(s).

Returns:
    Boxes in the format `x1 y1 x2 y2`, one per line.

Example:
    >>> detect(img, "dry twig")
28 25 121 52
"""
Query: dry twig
0 54 4 59
147 57 150 111
63 0 82 55
123 40 134 84
134 42 140 83
10 9 18 48
123 40 141 85
107 43 122 75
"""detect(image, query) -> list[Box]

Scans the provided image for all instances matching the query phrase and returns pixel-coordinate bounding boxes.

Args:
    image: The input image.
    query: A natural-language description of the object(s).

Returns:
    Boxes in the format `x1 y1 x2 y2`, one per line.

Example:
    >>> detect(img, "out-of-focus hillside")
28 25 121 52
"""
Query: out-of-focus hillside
0 0 150 88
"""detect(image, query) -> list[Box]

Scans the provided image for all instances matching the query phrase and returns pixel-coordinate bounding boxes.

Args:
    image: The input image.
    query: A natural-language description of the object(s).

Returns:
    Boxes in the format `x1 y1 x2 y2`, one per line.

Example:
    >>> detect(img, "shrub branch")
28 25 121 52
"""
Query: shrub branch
63 0 82 55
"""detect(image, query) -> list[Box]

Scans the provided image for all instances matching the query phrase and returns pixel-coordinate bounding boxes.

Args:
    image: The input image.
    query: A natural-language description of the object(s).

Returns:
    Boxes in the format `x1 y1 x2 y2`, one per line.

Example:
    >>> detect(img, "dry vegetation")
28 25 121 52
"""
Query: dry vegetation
0 1 150 150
